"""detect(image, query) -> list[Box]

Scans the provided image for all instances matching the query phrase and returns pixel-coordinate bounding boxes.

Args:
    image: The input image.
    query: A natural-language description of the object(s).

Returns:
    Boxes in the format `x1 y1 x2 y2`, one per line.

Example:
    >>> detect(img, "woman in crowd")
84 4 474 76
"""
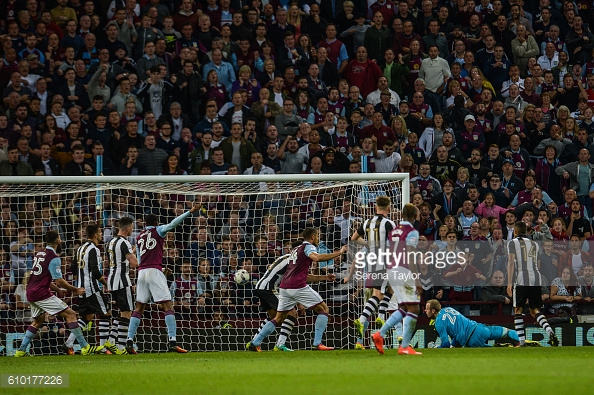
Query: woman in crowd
550 267 581 314
161 154 187 176
205 69 228 110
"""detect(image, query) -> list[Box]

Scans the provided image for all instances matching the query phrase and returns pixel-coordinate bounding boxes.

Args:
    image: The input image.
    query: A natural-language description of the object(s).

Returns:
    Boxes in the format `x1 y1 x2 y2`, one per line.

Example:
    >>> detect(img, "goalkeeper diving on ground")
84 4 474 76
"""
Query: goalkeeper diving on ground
425 299 522 348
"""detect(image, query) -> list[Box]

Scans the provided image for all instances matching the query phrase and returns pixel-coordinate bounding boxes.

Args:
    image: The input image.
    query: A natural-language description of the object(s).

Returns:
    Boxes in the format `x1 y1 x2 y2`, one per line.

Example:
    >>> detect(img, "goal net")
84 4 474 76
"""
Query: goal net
0 173 408 355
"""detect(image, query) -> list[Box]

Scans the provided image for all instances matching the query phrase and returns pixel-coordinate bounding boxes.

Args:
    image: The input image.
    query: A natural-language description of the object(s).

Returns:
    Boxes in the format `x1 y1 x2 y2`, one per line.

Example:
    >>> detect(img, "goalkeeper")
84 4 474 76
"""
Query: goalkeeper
425 299 520 348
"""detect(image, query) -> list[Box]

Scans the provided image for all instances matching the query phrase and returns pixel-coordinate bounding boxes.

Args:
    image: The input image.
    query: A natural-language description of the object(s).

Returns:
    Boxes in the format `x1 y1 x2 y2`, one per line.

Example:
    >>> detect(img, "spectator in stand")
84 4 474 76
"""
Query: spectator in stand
202 48 236 94
443 250 486 316
578 263 594 314
137 134 167 175
0 146 34 176
550 266 582 314
170 261 199 319
63 144 94 176
556 149 594 217
342 46 383 99
481 270 513 316
277 135 309 174
558 234 590 278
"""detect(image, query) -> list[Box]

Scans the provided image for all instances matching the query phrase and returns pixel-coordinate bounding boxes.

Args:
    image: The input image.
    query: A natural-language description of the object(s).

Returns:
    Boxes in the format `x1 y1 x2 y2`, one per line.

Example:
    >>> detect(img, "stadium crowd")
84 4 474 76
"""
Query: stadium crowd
2 0 594 331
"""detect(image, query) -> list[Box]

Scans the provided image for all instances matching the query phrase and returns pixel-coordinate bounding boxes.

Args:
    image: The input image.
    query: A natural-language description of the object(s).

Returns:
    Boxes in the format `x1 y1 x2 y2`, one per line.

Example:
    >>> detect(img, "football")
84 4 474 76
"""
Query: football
234 269 250 285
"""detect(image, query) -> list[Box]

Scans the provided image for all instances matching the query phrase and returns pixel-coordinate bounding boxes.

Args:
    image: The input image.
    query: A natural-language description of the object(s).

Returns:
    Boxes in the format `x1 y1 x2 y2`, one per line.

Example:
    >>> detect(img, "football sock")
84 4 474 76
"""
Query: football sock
514 314 525 345
378 292 393 321
98 317 110 346
118 317 130 351
164 310 176 342
18 326 37 352
253 319 277 346
536 313 554 336
255 318 269 337
380 308 405 338
108 318 119 345
66 318 89 347
276 315 297 347
127 311 142 341
401 312 418 348
357 319 370 343
313 313 329 347
67 322 88 348
359 296 379 324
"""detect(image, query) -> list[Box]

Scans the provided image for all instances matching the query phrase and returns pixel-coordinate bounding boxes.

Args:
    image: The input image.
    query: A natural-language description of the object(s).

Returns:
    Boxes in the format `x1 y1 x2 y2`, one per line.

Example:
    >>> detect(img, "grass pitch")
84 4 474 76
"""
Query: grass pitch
1 347 592 395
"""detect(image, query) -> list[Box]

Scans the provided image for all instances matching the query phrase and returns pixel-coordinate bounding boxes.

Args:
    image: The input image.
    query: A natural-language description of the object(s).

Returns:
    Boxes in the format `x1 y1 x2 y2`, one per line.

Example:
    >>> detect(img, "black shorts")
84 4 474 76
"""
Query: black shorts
512 285 542 309
254 289 279 312
110 287 134 312
79 291 110 316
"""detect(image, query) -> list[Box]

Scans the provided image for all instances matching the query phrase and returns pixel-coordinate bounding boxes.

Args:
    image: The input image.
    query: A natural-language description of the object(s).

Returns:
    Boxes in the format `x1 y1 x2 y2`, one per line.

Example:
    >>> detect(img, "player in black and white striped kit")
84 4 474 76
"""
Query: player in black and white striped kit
106 217 138 354
350 196 395 349
64 224 111 354
507 221 559 347
252 253 300 352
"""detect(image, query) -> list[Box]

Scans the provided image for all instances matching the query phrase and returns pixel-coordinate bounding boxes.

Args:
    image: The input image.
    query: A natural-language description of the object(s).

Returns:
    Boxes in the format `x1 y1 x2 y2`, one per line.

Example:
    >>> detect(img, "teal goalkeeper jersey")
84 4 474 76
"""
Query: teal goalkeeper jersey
434 307 478 348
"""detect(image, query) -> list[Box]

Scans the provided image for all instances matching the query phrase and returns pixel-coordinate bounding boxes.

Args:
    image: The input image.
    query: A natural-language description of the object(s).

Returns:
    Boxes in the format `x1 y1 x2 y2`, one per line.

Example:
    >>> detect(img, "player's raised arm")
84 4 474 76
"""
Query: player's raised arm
156 201 200 237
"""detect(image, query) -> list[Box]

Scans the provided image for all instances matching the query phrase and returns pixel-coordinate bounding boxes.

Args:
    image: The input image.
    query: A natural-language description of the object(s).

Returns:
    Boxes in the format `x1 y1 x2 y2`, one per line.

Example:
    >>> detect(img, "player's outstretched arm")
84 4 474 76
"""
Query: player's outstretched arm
307 273 337 282
157 201 200 236
54 278 84 295
310 245 348 263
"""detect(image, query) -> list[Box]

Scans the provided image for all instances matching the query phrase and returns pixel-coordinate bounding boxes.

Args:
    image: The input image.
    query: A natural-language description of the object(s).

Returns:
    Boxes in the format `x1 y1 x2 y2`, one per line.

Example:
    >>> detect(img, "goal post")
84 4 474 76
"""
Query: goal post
0 173 409 354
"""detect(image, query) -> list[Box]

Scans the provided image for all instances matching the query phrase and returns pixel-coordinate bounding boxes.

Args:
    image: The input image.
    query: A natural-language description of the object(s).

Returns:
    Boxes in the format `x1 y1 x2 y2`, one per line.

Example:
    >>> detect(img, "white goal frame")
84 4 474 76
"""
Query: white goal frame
0 172 410 353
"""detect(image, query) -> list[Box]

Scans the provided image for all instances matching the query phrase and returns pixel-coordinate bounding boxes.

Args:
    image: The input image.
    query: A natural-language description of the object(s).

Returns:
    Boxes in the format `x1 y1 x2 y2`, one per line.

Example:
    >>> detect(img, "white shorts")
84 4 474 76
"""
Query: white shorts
136 268 171 304
30 295 68 318
277 286 323 312
388 266 421 305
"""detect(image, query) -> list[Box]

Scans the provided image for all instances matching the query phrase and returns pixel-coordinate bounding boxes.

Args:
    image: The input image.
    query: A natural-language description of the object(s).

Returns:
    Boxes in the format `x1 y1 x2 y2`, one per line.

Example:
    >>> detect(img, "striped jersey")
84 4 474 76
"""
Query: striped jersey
107 236 133 291
74 241 103 296
256 254 290 291
507 236 541 286
357 214 395 270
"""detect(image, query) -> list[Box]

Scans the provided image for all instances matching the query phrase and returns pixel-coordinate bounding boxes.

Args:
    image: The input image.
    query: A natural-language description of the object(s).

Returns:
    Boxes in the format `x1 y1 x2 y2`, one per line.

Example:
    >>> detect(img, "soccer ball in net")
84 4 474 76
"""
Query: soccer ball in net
234 269 251 285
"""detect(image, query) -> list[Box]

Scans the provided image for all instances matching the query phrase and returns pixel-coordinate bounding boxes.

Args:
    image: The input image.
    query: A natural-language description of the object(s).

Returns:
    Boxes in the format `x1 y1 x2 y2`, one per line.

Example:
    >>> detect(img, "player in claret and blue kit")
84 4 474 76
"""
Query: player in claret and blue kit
14 231 103 357
247 227 347 351
126 201 200 354
425 299 520 348
372 203 423 355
